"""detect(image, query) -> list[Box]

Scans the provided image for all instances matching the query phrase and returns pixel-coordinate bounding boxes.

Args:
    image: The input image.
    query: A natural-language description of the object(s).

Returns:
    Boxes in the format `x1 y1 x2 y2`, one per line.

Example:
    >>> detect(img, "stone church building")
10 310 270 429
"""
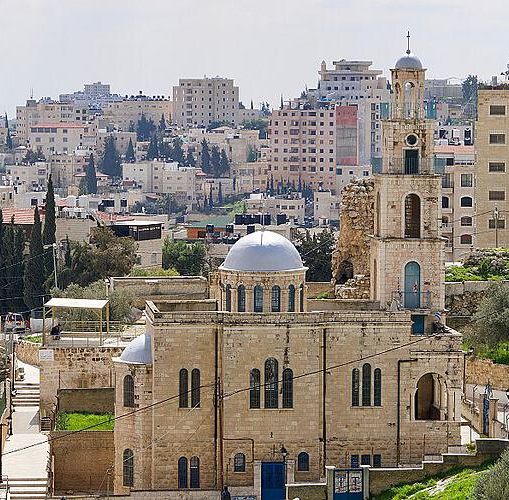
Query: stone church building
112 48 464 498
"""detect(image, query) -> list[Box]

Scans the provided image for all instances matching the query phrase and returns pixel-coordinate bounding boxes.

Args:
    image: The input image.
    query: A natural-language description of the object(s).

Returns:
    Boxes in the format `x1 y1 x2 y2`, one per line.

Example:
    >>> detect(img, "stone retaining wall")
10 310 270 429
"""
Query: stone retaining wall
15 340 40 366
466 357 509 390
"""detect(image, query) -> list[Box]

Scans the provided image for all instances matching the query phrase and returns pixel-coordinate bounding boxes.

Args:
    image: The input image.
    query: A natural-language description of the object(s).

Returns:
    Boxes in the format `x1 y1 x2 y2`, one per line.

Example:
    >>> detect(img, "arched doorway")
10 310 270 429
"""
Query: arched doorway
404 261 420 308
337 260 354 285
414 373 447 420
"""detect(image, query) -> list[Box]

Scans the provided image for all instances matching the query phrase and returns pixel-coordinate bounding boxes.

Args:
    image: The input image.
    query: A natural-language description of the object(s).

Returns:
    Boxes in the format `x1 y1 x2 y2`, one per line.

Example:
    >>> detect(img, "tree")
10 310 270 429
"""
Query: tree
473 449 509 499
146 134 159 160
462 75 478 118
208 185 214 209
185 151 196 167
219 149 230 176
10 226 26 312
158 114 167 134
200 139 210 174
297 230 334 282
467 283 509 348
42 175 56 284
170 137 185 165
24 207 45 309
100 136 121 178
80 154 97 195
217 182 223 205
162 239 206 276
136 113 156 141
125 139 136 163
211 146 221 177
23 149 45 164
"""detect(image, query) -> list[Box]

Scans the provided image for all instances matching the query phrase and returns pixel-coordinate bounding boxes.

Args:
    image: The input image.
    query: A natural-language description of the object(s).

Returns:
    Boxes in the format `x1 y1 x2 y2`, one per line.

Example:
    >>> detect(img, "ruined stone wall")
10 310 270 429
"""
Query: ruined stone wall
445 280 509 317
16 340 40 366
332 177 374 289
466 357 509 389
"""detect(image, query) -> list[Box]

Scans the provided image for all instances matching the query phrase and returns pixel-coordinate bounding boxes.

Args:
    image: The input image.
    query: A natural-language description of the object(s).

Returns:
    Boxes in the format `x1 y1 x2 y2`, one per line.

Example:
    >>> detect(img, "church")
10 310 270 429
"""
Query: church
112 47 464 498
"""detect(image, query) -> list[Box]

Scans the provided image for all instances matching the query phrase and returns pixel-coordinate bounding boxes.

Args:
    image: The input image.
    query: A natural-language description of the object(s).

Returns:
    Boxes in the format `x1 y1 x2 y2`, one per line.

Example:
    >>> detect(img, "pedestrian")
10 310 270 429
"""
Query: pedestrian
221 485 231 500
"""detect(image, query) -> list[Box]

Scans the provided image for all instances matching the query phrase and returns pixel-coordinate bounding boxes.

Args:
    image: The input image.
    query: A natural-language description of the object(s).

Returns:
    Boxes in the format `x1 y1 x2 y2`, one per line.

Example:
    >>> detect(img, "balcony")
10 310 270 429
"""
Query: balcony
391 291 431 309
384 157 436 175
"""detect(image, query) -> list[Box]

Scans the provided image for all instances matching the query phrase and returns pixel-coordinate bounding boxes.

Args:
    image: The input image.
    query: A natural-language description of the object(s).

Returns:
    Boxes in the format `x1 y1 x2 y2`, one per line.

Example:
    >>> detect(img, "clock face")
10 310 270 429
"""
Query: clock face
406 133 418 146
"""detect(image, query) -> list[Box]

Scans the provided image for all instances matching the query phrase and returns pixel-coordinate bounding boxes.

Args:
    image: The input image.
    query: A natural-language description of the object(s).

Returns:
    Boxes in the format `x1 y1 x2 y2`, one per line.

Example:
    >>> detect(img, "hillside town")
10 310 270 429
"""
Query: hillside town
1 7 509 500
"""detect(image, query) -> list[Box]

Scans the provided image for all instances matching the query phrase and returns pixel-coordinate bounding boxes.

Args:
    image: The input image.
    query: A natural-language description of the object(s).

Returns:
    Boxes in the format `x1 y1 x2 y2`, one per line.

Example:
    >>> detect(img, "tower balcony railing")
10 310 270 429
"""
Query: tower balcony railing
383 157 436 175
391 290 432 309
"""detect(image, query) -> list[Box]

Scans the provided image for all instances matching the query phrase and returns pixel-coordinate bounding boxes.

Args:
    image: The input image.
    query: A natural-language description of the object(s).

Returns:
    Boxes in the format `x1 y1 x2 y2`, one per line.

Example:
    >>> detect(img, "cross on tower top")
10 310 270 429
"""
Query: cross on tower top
406 31 411 55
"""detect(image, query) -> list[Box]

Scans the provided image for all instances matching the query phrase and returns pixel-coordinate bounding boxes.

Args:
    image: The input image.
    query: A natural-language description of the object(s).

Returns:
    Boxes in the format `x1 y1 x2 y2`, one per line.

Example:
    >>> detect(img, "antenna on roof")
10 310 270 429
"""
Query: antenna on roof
406 30 411 55
30 87 34 99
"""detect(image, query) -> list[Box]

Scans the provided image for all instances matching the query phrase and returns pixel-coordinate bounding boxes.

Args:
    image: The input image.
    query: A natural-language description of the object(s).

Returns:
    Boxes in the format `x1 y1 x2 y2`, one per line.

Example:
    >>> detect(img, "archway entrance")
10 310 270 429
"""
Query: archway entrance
337 261 354 285
414 373 447 420
404 261 420 308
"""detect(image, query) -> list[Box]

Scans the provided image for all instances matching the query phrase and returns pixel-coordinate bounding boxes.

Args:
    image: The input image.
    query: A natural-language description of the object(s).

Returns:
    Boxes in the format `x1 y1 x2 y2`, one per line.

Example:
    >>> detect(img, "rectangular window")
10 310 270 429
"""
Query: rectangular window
361 454 371 466
489 133 506 144
489 162 506 172
489 219 506 229
350 455 359 468
373 454 382 468
490 105 506 116
489 191 506 201
460 174 473 187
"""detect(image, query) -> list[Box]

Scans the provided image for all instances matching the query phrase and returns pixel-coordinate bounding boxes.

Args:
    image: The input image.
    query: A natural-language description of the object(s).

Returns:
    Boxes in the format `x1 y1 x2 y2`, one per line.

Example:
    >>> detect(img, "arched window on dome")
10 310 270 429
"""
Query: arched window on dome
179 369 188 408
288 285 296 312
225 284 232 312
123 374 135 408
264 358 278 408
271 286 281 312
237 285 246 312
254 285 264 313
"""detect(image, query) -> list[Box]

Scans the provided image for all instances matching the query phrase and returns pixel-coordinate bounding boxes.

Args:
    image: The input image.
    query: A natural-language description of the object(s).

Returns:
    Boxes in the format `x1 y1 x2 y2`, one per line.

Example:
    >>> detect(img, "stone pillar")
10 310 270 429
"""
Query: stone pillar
232 285 238 312
254 461 262 499
246 287 254 313
361 465 370 500
325 465 335 500
489 398 499 438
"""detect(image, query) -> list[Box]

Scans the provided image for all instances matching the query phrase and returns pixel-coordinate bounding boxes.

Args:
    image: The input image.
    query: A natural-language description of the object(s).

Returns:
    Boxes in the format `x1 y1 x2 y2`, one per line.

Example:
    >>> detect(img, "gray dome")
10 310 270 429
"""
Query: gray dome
220 230 304 272
119 333 152 364
395 53 423 70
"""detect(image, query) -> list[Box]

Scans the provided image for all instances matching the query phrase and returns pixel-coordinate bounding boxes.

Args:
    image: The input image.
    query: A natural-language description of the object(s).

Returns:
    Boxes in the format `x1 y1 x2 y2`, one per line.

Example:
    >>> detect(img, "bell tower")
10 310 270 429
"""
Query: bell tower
371 35 444 334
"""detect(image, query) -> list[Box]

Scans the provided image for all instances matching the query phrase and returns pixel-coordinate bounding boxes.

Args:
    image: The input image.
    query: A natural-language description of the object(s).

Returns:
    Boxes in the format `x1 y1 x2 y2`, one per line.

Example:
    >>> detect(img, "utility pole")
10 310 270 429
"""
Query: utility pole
494 207 500 248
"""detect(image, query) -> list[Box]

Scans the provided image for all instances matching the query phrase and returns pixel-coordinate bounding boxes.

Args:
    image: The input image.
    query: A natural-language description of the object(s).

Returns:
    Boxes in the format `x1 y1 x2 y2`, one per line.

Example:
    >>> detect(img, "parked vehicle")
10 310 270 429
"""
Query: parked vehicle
3 313 27 334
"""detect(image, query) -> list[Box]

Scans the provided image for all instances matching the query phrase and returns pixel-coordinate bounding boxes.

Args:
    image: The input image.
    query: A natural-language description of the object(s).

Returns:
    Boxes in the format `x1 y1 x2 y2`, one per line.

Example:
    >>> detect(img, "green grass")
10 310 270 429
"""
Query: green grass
55 412 114 431
23 334 42 344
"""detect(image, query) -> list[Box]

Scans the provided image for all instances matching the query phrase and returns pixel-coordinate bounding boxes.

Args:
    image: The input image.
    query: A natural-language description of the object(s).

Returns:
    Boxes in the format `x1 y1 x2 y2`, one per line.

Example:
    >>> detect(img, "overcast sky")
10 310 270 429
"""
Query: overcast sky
1 0 507 117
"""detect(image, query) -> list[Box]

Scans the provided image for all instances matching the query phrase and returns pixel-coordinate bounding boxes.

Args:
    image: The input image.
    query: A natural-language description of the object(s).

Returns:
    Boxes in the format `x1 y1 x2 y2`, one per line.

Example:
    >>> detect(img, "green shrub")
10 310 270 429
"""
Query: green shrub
473 449 509 499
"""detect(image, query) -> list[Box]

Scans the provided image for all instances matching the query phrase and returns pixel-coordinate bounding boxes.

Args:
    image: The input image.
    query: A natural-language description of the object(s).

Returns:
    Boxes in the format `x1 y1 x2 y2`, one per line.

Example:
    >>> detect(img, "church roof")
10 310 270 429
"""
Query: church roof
395 52 423 70
220 230 305 272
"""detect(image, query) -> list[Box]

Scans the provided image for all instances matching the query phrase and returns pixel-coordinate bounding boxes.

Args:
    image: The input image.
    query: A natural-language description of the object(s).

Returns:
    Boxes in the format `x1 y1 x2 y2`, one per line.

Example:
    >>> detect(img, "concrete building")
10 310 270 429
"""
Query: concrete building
59 81 122 108
6 161 50 190
245 192 305 224
335 164 372 195
48 152 88 190
313 190 340 225
173 77 240 127
96 130 137 158
424 79 463 101
475 87 509 248
435 145 476 261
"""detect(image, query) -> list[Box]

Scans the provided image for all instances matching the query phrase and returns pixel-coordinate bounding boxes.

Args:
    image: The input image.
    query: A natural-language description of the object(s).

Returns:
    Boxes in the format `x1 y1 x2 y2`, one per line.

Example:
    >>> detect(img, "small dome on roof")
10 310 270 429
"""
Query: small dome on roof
395 52 423 70
119 333 152 364
220 230 304 272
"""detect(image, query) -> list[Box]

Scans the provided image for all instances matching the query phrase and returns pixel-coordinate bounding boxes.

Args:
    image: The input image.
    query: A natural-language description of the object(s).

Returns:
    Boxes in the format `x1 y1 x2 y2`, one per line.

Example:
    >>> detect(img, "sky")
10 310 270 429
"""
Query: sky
1 0 508 117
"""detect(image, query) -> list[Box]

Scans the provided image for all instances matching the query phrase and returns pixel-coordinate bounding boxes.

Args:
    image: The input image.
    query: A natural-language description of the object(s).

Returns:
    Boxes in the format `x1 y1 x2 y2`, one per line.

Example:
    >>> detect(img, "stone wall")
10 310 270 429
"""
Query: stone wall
287 483 326 500
307 282 334 298
16 340 40 366
51 430 114 494
58 387 115 414
335 275 370 300
332 177 374 289
466 357 509 390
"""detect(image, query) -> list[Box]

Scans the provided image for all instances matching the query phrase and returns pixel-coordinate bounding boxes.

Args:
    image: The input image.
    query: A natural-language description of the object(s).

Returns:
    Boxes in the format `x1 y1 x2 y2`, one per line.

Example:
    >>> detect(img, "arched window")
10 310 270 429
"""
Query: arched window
123 374 135 408
282 368 293 408
123 449 134 487
179 369 188 408
191 368 200 408
225 285 232 311
352 368 360 406
190 456 200 488
460 234 473 245
288 285 296 312
299 284 304 312
237 285 246 312
362 363 371 406
460 196 473 207
178 456 188 488
297 452 309 472
254 285 264 313
374 368 382 407
404 194 421 238
404 261 421 309
234 453 246 472
442 196 449 209
249 369 261 408
337 261 354 284
271 286 281 312
404 81 415 118
264 358 278 409
461 216 473 226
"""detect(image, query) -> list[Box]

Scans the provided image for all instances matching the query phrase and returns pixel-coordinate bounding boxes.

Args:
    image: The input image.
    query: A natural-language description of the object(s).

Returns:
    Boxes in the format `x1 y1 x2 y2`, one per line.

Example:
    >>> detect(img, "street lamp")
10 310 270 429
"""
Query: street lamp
280 445 288 498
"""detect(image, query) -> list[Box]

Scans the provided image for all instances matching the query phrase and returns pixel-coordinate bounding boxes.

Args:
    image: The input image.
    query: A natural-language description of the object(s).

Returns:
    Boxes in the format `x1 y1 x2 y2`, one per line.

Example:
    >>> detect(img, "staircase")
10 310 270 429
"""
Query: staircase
8 478 47 499
12 383 40 408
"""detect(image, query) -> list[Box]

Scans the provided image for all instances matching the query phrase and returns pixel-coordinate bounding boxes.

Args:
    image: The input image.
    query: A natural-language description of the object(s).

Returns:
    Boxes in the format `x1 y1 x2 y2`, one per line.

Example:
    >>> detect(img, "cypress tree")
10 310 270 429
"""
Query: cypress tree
42 175 56 282
84 154 98 194
219 149 229 176
11 226 25 312
200 139 210 174
185 151 196 167
209 186 214 209
218 182 223 205
158 114 167 133
146 135 159 160
125 139 135 163
5 129 13 150
100 136 121 178
24 207 45 310
171 137 184 165
211 146 221 177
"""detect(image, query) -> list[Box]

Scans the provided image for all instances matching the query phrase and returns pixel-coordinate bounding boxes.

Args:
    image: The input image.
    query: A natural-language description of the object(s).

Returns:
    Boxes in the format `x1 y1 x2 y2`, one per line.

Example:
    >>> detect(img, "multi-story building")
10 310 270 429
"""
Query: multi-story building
48 152 89 190
172 77 240 128
245 192 305 224
424 79 463 101
102 95 172 132
475 87 509 248
304 60 390 166
59 81 122 108
96 130 137 159
435 145 475 261
313 190 340 225
16 99 91 144
6 161 50 190
27 122 97 157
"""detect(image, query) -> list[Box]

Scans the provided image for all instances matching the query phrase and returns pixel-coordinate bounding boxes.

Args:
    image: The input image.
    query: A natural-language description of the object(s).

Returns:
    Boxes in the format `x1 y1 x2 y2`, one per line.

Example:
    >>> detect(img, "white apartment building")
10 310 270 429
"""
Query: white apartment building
172 77 240 127
305 60 390 166
6 161 50 190
435 145 475 261
245 193 305 224
313 190 341 225
335 164 372 194
27 123 97 157
49 152 89 190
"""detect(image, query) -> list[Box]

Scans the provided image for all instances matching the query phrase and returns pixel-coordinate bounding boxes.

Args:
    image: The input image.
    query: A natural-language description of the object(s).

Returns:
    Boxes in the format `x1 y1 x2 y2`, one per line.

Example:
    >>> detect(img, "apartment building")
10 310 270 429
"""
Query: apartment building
435 145 475 261
475 88 509 248
335 164 372 194
16 99 91 144
313 190 341 224
6 161 50 190
245 192 305 224
102 95 172 131
96 130 136 158
305 60 390 166
27 122 97 157
59 81 122 108
172 77 240 127
48 153 88 190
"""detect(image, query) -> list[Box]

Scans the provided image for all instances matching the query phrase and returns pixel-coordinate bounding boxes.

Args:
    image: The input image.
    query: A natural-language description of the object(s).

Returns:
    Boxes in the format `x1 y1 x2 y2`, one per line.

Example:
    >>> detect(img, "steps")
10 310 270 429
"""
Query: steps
8 478 47 499
12 382 40 408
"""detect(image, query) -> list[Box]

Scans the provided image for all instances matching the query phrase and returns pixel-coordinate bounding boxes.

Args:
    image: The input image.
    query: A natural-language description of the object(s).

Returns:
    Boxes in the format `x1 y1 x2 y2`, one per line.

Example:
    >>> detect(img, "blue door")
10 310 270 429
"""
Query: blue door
333 469 364 499
261 462 285 500
404 261 421 308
